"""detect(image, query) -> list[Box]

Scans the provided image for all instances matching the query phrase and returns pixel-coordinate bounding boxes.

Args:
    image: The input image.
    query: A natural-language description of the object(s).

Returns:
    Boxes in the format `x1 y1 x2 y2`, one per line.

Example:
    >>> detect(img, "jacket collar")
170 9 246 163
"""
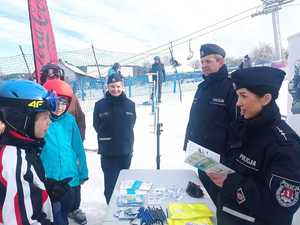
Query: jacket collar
105 91 126 103
244 102 281 130
202 64 229 83
0 129 45 151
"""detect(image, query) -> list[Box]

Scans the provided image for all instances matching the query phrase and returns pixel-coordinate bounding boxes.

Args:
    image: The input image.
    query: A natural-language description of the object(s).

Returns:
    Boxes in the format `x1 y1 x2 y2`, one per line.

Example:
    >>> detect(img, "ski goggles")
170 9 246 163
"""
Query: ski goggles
57 96 70 106
43 91 58 112
0 90 58 113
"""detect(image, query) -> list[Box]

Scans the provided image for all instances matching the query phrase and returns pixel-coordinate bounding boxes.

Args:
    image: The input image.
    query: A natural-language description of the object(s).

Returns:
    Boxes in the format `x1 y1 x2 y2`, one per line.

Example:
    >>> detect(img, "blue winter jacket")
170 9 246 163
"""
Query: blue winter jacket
41 112 88 187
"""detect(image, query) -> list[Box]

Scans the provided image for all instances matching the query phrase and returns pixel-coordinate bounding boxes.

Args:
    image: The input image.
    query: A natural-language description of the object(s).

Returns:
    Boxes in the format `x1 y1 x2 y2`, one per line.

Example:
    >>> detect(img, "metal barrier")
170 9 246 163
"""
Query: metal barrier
73 71 203 102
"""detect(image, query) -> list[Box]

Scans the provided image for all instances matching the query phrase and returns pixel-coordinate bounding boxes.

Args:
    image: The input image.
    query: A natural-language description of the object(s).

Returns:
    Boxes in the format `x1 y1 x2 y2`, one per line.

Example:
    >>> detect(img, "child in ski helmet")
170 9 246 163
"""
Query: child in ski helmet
40 63 86 140
40 63 65 85
41 62 87 224
42 79 89 225
0 79 57 224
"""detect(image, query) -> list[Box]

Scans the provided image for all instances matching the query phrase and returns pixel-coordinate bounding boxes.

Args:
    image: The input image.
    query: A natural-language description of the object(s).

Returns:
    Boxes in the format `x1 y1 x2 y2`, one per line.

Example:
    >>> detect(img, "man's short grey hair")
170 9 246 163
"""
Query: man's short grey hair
212 54 224 61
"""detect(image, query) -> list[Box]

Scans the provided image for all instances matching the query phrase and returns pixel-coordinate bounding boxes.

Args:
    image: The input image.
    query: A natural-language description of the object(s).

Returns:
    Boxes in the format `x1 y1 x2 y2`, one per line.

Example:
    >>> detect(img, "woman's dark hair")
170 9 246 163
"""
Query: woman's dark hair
246 86 276 99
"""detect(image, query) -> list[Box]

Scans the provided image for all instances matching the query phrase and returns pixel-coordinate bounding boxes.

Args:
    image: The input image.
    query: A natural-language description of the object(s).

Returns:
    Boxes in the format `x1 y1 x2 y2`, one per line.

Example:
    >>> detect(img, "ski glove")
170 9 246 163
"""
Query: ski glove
45 177 72 202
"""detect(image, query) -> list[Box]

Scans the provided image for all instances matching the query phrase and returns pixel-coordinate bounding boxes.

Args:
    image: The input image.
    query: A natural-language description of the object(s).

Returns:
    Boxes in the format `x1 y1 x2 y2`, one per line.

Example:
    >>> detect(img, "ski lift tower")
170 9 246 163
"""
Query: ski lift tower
252 0 295 60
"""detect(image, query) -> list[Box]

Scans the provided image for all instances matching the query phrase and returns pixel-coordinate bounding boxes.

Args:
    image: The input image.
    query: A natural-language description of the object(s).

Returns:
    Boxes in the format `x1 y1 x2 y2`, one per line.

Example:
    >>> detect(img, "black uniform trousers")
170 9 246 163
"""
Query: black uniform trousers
101 154 132 204
156 80 162 102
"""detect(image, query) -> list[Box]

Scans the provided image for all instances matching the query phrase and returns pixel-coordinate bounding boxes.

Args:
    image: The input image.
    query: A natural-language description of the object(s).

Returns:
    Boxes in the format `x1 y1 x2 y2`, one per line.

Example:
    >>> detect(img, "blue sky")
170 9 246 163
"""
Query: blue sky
0 0 300 63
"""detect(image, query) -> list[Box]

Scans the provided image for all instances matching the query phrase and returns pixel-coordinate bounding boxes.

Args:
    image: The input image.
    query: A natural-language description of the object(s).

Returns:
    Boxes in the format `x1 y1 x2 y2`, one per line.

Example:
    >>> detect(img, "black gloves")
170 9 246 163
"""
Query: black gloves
186 181 204 198
45 177 72 202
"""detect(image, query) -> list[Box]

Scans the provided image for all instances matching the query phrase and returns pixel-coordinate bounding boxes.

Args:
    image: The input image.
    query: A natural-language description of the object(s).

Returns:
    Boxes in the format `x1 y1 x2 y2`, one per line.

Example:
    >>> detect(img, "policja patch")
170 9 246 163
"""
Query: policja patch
276 180 300 207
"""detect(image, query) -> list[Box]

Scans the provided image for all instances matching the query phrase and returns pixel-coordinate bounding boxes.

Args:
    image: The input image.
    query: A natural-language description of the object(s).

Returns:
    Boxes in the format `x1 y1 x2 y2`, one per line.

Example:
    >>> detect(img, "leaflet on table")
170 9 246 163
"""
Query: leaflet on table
117 194 145 207
184 140 235 175
119 180 152 195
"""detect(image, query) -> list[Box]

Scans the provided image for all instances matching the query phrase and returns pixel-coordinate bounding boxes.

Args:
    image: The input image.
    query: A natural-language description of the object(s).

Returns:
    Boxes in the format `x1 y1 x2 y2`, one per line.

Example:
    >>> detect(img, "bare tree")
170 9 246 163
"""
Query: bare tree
282 48 288 60
189 59 201 70
225 56 243 68
161 55 171 66
143 60 152 69
251 43 274 65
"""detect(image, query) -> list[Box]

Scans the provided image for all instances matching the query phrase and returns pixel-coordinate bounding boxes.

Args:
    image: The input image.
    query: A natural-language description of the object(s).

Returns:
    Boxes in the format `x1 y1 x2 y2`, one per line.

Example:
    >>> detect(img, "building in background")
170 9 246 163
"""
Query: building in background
287 32 300 135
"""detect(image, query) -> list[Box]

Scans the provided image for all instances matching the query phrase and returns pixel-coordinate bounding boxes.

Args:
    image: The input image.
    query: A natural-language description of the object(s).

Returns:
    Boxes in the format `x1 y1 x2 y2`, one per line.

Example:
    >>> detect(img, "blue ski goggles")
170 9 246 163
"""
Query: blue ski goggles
0 90 58 113
43 91 58 112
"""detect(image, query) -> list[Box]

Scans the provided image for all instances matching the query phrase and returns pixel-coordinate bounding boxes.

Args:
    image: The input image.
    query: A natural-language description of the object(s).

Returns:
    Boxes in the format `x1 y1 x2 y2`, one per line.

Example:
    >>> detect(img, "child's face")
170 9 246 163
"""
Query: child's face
108 81 123 96
52 97 69 116
34 111 51 138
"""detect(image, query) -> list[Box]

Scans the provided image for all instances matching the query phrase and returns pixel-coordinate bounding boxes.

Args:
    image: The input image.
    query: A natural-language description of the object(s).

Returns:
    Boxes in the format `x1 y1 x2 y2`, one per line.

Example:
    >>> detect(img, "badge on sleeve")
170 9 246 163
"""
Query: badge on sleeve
276 180 300 207
236 187 246 205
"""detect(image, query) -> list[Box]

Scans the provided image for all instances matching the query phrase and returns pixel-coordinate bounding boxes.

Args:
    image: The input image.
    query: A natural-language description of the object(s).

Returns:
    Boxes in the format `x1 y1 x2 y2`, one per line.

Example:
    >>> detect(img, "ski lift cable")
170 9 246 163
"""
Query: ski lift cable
282 2 300 7
125 13 252 65
124 14 253 64
119 4 261 64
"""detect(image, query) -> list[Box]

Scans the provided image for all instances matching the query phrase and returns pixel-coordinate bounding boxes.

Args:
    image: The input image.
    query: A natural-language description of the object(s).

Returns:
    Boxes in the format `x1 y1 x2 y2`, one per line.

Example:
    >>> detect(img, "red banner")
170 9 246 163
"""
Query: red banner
28 0 58 83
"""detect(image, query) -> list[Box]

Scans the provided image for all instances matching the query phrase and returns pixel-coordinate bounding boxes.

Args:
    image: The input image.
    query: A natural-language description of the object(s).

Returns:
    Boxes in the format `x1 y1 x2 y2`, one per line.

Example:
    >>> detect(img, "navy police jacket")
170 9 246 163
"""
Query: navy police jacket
184 65 237 154
151 63 166 83
218 103 300 225
93 92 136 156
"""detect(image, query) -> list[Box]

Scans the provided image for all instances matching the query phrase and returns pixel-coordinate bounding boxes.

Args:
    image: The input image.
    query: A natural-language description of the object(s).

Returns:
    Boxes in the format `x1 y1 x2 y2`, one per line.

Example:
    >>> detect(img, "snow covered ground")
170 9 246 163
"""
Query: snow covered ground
69 80 300 225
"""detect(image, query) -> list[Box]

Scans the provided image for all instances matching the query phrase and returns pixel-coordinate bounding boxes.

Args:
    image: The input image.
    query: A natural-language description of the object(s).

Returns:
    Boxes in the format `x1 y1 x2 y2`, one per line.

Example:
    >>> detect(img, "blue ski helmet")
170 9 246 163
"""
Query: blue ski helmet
0 79 57 139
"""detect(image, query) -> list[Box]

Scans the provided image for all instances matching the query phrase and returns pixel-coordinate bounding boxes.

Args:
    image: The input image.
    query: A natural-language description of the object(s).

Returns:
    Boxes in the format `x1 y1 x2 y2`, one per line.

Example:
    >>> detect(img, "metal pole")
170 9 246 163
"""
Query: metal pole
91 44 101 78
156 104 161 170
252 1 295 60
271 11 282 60
19 45 32 79
156 72 162 170
91 44 105 94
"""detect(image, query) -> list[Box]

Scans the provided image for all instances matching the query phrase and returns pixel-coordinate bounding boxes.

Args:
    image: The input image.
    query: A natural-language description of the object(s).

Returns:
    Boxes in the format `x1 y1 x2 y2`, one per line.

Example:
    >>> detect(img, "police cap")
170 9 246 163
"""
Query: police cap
200 43 226 58
231 66 285 99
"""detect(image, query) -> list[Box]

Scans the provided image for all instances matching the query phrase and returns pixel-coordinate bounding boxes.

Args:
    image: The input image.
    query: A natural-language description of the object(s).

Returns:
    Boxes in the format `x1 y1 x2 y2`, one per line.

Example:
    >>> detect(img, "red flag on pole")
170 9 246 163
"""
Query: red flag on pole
28 0 58 83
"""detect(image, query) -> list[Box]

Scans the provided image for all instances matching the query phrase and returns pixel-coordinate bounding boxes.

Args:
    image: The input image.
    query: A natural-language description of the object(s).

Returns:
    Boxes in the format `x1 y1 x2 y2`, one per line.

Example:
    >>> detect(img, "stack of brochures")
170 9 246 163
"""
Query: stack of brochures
117 180 153 207
116 194 145 207
119 180 152 195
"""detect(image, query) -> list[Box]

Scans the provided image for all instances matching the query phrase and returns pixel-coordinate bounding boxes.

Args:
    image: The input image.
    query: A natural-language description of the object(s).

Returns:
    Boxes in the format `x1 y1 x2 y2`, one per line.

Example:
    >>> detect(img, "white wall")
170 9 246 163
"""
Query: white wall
287 33 300 135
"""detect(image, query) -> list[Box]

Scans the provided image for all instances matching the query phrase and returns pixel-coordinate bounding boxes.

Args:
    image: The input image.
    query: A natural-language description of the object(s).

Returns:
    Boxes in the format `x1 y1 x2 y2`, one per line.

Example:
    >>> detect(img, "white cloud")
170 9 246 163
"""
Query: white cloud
0 0 299 62
0 16 31 45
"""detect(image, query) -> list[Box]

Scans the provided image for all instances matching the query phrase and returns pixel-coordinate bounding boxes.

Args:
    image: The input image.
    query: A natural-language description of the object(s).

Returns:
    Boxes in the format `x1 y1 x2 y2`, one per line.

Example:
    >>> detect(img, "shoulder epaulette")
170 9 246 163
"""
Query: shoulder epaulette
272 125 290 145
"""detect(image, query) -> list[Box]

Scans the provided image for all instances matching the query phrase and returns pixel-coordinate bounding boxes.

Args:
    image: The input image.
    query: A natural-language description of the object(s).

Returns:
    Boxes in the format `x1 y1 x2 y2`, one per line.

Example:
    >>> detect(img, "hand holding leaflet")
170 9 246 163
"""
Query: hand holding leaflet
184 140 234 175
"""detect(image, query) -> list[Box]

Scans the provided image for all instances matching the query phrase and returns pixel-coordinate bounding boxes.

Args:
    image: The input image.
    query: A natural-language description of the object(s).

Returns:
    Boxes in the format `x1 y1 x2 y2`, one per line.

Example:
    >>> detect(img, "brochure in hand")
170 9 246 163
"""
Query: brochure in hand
184 140 235 175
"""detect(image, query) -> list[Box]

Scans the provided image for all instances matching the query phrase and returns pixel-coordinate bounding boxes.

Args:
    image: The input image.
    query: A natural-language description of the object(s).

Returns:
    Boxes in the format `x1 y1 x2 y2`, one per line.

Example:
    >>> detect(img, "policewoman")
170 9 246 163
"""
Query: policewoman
93 73 136 204
207 66 300 225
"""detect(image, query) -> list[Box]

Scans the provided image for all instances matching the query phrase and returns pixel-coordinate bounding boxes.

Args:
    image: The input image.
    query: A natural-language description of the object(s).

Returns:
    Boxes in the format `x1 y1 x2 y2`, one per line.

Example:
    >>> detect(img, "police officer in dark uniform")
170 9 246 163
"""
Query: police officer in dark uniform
184 44 237 204
93 73 136 204
184 43 236 154
207 66 300 225
151 56 166 103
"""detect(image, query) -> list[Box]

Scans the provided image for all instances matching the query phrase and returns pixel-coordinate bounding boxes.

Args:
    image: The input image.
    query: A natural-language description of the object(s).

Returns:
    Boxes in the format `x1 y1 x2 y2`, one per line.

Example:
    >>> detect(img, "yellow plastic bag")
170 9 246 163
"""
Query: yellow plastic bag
167 203 214 225
167 217 213 225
